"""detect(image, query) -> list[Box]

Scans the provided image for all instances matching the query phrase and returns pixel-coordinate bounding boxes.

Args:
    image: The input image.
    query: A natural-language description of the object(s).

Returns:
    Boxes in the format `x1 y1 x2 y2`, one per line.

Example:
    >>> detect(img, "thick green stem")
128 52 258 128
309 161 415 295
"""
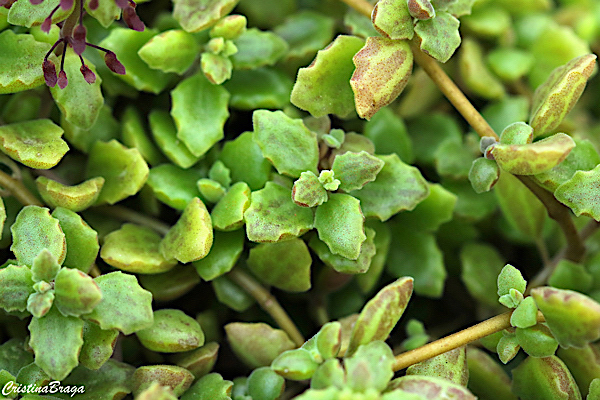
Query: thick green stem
392 311 545 371
227 268 305 347
0 170 43 207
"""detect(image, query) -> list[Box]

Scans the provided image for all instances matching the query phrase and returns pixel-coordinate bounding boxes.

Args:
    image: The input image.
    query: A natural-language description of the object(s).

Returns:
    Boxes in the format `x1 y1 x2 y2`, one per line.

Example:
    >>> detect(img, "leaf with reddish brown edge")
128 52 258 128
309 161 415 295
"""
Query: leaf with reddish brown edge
531 287 600 348
225 322 295 368
512 356 582 400
347 277 413 355
407 346 469 386
530 54 596 137
557 344 600 398
388 375 477 399
554 164 600 221
371 0 414 40
351 37 413 120
415 11 461 63
408 0 436 20
0 30 51 94
172 0 239 33
491 133 575 175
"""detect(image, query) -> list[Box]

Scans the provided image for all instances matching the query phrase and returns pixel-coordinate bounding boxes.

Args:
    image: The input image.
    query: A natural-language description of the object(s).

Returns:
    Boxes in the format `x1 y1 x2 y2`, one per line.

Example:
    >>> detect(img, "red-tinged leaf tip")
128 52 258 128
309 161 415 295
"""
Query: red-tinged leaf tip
43 59 58 87
59 0 72 9
123 6 145 31
41 17 52 33
104 51 126 75
114 0 128 8
88 0 98 9
72 25 87 55
57 70 68 89
80 64 96 84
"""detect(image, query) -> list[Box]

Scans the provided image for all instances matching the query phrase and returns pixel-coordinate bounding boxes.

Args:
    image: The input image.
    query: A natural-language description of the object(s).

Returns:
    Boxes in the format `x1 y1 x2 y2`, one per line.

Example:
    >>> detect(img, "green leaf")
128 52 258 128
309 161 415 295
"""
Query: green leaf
548 259 593 292
79 320 119 370
460 4 510 38
99 28 175 94
356 221 391 293
515 323 558 357
497 332 521 364
458 38 505 99
30 248 60 283
388 375 477 399
244 182 314 242
231 28 288 69
351 37 413 120
170 341 220 379
121 107 164 167
347 277 413 355
136 309 204 353
149 110 199 169
61 359 135 399
86 139 149 205
0 119 68 169
0 31 49 94
146 164 203 210
172 0 239 33
52 207 100 273
85 271 154 335
224 67 293 110
363 107 413 163
212 275 254 312
0 265 35 312
101 224 176 274
346 341 395 392
27 291 54 318
132 365 195 397
371 0 414 39
531 287 600 348
309 227 376 274
488 47 534 82
225 322 295 368
331 151 384 192
54 267 102 317
530 54 596 136
139 264 200 302
497 264 527 296
160 198 213 263
36 176 104 212
201 52 233 85
181 373 233 400
460 242 505 308
171 72 230 157
85 0 119 27
393 183 456 233
247 367 285 400
510 296 539 328
314 193 365 260
407 346 468 386
28 307 84 380
469 157 500 194
61 104 120 154
352 154 429 221
8 0 72 27
512 356 582 400
11 206 66 267
247 238 312 292
491 133 575 175
557 344 600 399
415 11 461 63
193 229 245 280
219 131 272 191
252 109 319 177
138 29 200 74
466 347 517 400
211 182 251 231
291 35 364 118
50 52 103 130
407 0 436 19
555 164 600 221
292 171 328 208
271 348 319 381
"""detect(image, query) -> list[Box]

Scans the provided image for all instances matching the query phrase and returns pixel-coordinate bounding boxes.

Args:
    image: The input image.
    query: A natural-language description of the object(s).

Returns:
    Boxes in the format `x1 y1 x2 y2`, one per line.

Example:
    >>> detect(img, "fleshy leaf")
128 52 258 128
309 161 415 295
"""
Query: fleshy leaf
224 67 293 110
231 28 288 69
460 242 505 308
79 320 119 370
388 375 477 399
11 206 66 267
271 348 319 381
36 176 104 212
331 151 384 192
555 164 600 221
27 291 54 318
225 322 295 368
211 182 251 231
314 193 365 260
345 341 394 392
499 122 533 145
407 346 468 386
363 107 413 163
309 227 376 274
557 344 600 398
458 38 505 99
247 239 312 292
136 309 204 353
548 259 593 292
7 0 72 27
0 31 50 94
469 157 500 193
172 0 239 33
488 48 534 82
466 347 517 400
0 119 68 169
510 296 538 328
371 0 414 39
146 164 203 210
530 54 596 136
210 14 247 40
50 52 103 130
170 341 220 378
52 207 99 273
351 37 413 120
219 131 272 191
252 110 319 177
531 286 600 348
132 365 194 397
515 323 559 358
54 267 102 317
497 332 521 364
347 277 413 355
86 139 149 205
193 230 245 280
392 183 456 233
149 110 199 169
121 107 165 167
512 356 582 400
85 271 154 335
212 275 254 312
0 265 35 312
497 264 527 297
291 35 364 118
244 182 314 242
491 133 575 175
181 373 233 400
139 264 200 302
28 307 84 380
247 366 285 400
30 248 60 283
138 29 199 74
171 72 230 157
160 197 214 263
351 154 429 221
292 171 328 208
101 224 177 274
201 52 233 85
415 11 461 63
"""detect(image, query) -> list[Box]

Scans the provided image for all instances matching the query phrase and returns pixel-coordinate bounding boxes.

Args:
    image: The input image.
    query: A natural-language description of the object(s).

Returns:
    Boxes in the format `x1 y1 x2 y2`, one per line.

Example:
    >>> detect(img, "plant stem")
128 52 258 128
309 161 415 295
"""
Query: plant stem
392 310 545 371
227 268 305 347
0 170 43 207
93 205 170 235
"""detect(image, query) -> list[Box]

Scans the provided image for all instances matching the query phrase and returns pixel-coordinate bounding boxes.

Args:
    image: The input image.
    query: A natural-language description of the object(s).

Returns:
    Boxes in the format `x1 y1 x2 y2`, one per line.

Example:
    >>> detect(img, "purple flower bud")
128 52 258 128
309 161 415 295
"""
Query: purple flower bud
104 51 126 75
42 59 58 87
41 16 52 33
57 70 68 89
114 0 128 8
88 0 98 9
123 6 145 31
59 0 72 9
72 24 87 55
80 64 96 84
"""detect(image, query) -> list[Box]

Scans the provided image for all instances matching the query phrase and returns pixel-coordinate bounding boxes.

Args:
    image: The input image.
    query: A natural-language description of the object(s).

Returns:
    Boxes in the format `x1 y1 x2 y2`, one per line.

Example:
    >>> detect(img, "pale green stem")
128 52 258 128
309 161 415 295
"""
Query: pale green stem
392 311 545 371
227 268 306 347
0 170 43 207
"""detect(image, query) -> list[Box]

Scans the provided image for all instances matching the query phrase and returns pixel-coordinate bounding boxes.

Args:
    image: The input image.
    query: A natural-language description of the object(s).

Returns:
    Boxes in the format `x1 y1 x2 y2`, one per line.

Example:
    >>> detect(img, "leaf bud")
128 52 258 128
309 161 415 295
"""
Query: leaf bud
123 5 145 31
89 0 98 8
479 136 498 154
104 51 126 75
407 0 436 20
59 0 72 9
80 64 96 84
41 16 52 33
72 24 87 55
57 70 68 89
42 59 58 87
